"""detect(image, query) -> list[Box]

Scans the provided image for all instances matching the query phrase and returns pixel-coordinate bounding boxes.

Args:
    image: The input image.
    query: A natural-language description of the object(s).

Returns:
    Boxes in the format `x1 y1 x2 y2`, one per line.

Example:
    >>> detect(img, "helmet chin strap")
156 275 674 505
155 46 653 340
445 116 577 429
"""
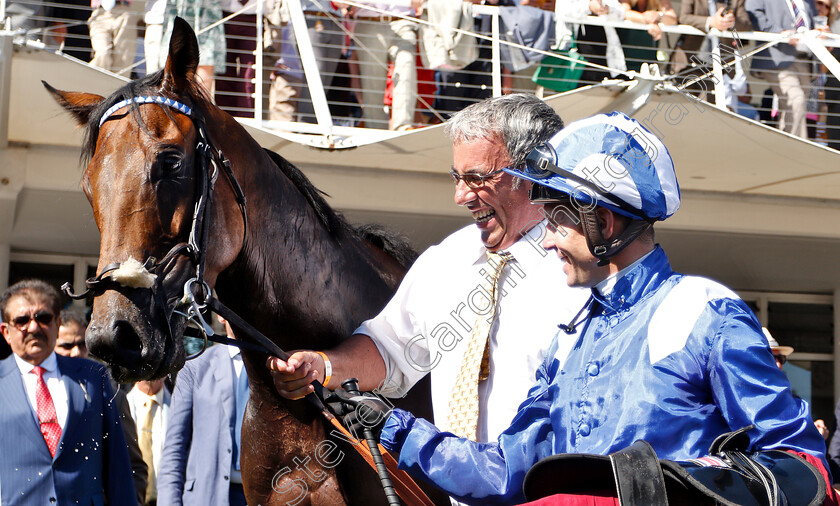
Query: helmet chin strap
578 210 654 267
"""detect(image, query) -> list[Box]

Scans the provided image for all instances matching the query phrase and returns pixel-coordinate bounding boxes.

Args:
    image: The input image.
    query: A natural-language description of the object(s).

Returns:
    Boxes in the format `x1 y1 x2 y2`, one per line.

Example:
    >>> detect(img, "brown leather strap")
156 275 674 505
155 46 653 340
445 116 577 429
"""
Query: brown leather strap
326 415 435 506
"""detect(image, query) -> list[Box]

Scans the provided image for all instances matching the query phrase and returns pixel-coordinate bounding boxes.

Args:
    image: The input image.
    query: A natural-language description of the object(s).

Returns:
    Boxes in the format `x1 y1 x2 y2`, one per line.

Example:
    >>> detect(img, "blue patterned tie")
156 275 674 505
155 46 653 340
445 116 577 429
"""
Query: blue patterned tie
789 0 808 30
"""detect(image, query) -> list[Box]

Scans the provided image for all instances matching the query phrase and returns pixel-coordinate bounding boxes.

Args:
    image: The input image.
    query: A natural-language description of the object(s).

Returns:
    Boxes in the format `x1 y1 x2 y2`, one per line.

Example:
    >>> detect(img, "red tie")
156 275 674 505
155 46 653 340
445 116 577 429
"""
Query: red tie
32 366 62 457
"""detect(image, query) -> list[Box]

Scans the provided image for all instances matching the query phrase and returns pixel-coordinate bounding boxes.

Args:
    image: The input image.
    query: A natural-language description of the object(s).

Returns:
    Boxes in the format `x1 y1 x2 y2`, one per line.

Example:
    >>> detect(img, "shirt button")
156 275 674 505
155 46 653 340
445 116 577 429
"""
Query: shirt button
580 424 591 437
49 498 57 504
224 475 230 481
587 363 600 376
227 449 232 454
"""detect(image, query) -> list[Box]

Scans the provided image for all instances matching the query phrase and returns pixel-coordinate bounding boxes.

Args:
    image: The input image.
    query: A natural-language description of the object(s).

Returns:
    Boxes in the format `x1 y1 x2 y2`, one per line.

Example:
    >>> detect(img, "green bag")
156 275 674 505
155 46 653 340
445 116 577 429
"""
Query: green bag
532 44 587 93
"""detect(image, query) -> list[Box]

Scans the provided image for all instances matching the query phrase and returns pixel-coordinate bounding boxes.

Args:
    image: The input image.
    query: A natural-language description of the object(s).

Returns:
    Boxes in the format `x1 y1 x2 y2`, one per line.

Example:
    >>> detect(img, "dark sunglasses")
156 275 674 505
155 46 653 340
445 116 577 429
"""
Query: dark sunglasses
10 311 55 329
449 168 505 189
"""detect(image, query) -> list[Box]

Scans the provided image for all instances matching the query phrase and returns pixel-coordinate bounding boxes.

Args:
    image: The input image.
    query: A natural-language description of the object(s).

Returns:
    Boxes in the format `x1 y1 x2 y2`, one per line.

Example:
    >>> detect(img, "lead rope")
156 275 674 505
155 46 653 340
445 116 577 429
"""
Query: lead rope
202 297 434 506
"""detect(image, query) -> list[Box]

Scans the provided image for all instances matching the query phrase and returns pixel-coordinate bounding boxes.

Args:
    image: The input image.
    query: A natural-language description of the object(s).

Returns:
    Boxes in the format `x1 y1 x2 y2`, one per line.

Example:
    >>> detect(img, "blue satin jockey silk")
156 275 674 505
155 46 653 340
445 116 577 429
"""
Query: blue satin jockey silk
380 246 828 505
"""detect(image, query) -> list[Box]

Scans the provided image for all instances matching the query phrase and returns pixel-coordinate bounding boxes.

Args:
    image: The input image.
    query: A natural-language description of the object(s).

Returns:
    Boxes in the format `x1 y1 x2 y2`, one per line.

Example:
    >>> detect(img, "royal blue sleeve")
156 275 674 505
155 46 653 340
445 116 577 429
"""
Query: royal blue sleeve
707 300 829 473
380 355 556 504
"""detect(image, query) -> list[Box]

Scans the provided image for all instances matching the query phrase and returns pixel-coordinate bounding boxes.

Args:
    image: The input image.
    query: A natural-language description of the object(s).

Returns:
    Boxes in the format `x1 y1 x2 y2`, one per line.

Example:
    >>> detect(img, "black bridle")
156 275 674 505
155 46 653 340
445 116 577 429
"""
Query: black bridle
63 96 247 360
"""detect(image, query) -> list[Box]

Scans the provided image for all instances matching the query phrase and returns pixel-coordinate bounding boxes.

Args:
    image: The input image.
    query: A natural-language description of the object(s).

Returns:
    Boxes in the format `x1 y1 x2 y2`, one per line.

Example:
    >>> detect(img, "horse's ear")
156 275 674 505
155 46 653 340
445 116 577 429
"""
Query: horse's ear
161 17 199 94
42 81 104 126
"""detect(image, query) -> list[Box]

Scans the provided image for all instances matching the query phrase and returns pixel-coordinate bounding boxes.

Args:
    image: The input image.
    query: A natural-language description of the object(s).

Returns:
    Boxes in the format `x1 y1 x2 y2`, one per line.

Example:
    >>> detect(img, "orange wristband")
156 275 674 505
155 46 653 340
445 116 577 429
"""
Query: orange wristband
317 351 332 388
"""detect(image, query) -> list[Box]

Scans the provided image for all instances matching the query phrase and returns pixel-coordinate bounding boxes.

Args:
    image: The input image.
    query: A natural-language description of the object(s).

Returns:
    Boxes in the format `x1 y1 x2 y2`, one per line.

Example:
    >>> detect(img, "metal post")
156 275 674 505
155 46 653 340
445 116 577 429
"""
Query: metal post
285 0 333 134
0 33 11 150
710 33 727 110
491 11 501 98
254 0 264 122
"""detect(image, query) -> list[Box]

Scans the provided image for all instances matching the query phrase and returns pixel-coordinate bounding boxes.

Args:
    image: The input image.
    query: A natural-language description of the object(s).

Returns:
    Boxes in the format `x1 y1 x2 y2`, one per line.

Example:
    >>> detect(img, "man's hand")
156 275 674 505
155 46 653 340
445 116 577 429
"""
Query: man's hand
647 22 663 41
815 419 830 440
642 9 661 23
589 0 610 16
410 0 424 16
709 7 735 31
266 351 325 400
780 29 802 48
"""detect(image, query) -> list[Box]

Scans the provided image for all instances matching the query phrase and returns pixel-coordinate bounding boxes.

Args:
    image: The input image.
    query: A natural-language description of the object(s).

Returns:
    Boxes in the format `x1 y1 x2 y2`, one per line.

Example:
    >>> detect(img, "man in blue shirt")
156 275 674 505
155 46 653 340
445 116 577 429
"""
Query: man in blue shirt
373 112 834 504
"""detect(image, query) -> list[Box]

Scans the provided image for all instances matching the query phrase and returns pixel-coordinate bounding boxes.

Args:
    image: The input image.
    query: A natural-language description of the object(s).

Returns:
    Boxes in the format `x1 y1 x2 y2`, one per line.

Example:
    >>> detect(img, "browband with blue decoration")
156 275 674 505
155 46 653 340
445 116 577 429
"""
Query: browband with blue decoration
98 96 192 128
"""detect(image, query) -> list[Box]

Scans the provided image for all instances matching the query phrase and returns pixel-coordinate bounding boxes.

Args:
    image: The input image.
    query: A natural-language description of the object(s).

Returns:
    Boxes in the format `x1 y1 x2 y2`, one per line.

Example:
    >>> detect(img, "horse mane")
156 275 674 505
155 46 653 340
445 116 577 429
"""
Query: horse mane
81 71 417 270
262 148 347 236
262 149 417 269
354 223 419 268
80 69 212 164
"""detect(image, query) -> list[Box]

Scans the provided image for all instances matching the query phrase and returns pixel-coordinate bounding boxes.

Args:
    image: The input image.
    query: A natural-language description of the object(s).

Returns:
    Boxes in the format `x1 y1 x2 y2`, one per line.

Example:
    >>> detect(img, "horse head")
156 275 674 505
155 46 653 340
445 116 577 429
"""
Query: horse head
44 18 245 381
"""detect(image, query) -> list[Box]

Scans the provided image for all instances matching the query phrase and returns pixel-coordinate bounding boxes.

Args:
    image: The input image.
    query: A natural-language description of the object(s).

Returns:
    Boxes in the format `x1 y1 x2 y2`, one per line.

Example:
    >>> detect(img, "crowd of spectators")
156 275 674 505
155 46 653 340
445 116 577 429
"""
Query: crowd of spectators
4 0 840 139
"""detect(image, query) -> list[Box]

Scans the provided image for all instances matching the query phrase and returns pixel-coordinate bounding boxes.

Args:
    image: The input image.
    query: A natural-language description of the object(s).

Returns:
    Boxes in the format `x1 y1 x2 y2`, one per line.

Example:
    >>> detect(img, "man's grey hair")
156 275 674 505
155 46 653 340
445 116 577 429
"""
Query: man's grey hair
444 93 564 168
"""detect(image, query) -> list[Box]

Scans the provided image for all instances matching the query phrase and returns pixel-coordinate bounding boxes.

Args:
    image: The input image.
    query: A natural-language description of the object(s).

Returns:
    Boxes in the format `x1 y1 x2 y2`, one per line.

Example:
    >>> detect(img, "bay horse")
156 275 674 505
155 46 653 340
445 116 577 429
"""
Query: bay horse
45 17 438 505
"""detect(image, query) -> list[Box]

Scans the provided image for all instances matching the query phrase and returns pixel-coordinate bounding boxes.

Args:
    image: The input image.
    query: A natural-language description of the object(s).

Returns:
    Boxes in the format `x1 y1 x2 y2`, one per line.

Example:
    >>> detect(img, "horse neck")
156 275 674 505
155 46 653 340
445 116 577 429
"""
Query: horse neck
206 113 396 351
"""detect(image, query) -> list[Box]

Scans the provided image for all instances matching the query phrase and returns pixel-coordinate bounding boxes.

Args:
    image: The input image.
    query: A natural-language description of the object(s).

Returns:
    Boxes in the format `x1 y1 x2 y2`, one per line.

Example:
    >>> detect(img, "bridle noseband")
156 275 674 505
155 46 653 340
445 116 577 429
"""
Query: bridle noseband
63 95 248 359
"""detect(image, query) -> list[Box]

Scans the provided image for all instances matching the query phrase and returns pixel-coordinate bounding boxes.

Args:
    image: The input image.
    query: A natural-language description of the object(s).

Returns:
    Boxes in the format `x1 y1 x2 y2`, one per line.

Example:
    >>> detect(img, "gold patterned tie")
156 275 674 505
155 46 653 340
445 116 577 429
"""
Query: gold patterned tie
445 251 514 441
139 398 157 504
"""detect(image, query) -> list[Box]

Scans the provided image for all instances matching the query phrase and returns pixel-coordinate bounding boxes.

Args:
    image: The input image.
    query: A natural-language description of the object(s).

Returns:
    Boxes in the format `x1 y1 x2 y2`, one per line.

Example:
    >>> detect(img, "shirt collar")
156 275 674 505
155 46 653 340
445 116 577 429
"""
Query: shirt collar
14 350 59 376
228 344 241 359
592 246 672 312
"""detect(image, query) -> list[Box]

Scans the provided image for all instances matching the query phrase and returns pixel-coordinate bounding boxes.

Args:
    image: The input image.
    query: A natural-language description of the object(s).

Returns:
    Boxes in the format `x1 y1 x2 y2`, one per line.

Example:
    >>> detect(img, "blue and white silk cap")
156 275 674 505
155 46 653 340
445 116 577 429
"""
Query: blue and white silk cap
505 112 680 222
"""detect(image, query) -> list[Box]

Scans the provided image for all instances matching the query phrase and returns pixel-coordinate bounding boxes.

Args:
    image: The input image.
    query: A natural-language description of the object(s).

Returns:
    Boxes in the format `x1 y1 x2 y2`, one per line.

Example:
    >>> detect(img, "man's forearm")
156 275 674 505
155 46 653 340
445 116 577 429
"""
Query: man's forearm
324 334 388 392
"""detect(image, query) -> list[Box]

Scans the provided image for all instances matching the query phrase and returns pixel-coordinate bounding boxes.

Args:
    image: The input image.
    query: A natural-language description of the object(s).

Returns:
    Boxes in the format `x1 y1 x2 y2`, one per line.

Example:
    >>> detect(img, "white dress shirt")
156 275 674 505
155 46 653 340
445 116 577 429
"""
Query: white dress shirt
13 351 69 430
127 384 169 473
358 222 590 443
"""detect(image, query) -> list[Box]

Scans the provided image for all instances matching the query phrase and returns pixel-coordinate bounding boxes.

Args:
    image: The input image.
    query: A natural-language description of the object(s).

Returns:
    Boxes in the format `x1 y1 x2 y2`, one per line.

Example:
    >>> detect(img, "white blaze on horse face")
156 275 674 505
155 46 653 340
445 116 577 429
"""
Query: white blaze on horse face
110 257 157 288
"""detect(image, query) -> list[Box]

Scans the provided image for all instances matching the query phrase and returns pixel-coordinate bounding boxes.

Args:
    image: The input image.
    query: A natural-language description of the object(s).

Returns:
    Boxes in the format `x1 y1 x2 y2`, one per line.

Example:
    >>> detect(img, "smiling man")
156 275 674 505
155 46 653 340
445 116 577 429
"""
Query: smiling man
0 279 135 506
371 113 836 505
268 94 588 451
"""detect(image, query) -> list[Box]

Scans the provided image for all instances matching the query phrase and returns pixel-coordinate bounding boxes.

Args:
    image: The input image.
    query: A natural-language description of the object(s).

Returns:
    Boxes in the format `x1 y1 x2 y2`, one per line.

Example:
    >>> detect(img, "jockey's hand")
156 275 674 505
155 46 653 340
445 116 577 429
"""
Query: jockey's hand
326 389 393 442
266 351 324 400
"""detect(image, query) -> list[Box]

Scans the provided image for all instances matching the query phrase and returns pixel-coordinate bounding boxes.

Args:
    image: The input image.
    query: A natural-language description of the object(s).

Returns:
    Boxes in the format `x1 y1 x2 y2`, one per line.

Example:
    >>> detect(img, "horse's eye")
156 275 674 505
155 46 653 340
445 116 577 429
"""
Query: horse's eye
158 153 183 173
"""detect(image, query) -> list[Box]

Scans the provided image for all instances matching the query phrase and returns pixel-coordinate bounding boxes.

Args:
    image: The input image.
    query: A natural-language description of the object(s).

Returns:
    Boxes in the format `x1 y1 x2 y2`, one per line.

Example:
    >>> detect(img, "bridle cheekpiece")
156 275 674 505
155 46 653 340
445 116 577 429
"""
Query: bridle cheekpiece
64 94 247 359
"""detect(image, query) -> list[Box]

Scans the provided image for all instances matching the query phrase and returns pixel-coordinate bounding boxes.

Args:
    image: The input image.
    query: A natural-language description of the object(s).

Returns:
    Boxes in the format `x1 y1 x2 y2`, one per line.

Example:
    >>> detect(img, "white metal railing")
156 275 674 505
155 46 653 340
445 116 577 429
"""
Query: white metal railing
4 0 840 147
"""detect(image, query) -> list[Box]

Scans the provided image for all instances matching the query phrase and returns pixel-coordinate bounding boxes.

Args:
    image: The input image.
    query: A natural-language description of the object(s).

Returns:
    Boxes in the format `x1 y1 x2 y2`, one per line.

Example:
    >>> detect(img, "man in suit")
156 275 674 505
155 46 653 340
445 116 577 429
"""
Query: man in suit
55 308 149 505
157 316 249 506
0 279 136 506
127 378 171 505
671 0 752 75
747 0 817 137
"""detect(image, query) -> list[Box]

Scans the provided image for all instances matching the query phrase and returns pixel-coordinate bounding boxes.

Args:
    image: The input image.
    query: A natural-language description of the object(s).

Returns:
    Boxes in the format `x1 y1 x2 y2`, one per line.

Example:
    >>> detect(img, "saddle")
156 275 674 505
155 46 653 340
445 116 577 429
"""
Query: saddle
522 426 826 506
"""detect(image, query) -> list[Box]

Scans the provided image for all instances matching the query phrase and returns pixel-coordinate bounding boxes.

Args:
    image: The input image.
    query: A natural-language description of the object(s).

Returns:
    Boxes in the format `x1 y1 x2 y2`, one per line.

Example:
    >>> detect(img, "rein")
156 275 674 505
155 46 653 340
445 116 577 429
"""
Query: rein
64 95 432 506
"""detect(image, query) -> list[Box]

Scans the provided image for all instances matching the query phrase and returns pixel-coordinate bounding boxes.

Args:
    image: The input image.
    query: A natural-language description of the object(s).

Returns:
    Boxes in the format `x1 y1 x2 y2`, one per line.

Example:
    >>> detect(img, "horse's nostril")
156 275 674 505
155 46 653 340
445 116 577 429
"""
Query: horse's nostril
113 320 144 357
88 320 145 369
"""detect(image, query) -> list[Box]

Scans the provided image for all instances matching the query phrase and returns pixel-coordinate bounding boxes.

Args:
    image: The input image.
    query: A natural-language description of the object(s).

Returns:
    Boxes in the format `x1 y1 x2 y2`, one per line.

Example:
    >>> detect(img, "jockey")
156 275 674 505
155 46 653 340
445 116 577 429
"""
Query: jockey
372 112 835 504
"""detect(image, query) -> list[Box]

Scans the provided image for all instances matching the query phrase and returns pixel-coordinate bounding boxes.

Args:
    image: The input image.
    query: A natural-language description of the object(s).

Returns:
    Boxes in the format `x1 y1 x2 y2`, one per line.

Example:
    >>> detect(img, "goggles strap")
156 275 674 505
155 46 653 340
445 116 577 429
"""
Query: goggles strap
579 210 653 267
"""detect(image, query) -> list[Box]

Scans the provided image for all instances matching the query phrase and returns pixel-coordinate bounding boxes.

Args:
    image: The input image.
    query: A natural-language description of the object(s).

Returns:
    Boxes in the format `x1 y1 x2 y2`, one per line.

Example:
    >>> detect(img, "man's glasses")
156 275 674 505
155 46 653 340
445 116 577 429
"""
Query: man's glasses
449 168 505 189
10 311 55 330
